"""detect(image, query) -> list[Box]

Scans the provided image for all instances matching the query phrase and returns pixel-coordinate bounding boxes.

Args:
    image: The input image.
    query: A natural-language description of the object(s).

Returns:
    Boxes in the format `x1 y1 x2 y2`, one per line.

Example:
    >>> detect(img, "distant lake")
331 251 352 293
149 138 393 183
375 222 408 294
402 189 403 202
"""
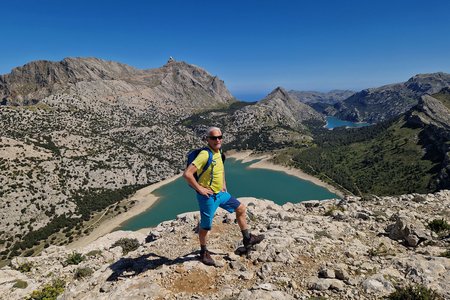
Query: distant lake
325 116 371 129
119 158 338 231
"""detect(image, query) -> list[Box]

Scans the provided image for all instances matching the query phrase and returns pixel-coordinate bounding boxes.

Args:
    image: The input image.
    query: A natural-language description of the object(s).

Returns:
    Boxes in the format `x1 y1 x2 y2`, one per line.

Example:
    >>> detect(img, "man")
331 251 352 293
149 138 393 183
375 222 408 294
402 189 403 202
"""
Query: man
183 127 264 266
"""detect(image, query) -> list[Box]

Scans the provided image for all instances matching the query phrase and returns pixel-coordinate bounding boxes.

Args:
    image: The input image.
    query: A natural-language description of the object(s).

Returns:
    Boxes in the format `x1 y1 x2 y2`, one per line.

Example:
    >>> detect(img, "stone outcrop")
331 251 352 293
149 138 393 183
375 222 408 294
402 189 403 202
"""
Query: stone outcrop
2 190 449 299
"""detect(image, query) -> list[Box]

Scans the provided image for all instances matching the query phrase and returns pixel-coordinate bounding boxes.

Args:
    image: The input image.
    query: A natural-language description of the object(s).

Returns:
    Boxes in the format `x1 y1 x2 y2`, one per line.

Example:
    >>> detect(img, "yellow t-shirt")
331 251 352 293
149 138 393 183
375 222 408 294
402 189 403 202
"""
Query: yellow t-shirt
192 149 224 193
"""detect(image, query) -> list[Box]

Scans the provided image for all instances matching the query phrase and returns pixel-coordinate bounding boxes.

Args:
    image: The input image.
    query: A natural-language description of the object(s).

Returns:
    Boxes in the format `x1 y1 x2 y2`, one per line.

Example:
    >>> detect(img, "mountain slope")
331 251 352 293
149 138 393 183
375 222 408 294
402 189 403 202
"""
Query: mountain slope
276 89 450 195
329 72 450 123
288 89 354 104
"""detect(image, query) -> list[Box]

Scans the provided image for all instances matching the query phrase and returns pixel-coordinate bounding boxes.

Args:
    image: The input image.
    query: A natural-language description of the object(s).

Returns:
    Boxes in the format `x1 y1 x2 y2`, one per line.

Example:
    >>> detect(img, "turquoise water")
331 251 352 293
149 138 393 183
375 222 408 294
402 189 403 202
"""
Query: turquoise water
325 116 371 129
119 158 338 230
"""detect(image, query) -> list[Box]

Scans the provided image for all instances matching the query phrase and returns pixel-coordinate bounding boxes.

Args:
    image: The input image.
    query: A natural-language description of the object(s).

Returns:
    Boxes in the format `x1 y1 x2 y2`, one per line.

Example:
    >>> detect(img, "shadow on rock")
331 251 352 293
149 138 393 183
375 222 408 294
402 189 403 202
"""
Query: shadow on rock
107 251 200 281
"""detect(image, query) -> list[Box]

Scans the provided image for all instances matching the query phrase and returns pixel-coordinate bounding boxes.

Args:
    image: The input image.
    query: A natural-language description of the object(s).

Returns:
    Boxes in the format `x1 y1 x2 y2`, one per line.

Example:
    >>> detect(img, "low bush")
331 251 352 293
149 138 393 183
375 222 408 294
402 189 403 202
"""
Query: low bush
28 279 65 300
85 250 102 257
428 219 450 233
65 252 85 266
440 249 450 258
111 238 140 255
324 205 345 216
16 261 33 273
74 267 93 279
13 279 28 289
387 284 443 300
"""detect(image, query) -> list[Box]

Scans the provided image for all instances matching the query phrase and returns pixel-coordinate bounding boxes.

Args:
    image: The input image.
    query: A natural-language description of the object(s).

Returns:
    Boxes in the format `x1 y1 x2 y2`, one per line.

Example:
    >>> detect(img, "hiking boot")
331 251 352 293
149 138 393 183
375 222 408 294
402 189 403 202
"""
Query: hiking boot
199 250 216 266
243 233 265 249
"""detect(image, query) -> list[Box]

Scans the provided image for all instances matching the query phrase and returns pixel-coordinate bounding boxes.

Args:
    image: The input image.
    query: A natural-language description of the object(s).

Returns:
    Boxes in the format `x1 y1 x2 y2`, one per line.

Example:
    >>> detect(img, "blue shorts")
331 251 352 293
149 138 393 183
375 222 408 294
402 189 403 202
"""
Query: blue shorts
196 191 241 231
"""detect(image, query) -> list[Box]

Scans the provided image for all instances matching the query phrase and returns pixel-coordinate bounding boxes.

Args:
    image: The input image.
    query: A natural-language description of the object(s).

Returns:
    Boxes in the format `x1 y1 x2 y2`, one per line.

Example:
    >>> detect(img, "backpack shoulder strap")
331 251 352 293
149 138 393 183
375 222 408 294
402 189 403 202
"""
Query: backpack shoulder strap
198 147 213 180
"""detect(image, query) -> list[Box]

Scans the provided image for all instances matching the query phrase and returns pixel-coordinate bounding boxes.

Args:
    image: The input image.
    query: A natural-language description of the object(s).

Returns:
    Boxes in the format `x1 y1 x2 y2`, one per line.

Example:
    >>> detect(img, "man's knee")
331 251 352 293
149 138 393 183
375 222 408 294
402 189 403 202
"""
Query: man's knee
236 204 246 215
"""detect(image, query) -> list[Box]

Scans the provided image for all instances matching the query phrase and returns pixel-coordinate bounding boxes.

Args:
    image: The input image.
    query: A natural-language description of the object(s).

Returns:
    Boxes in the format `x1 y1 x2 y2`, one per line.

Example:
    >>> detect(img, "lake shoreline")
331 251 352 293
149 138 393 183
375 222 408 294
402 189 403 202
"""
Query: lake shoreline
70 150 342 249
226 150 344 198
68 174 181 250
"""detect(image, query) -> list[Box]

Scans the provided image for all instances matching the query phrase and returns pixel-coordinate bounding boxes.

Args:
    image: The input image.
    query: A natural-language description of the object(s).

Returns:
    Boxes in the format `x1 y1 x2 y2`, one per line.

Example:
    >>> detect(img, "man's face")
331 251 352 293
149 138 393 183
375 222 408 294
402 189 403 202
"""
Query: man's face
207 129 223 151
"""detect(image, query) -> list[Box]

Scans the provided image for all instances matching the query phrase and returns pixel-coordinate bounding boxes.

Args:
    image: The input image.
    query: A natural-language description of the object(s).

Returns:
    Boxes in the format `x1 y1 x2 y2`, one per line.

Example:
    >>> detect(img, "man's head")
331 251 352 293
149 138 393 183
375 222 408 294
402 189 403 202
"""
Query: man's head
206 127 223 152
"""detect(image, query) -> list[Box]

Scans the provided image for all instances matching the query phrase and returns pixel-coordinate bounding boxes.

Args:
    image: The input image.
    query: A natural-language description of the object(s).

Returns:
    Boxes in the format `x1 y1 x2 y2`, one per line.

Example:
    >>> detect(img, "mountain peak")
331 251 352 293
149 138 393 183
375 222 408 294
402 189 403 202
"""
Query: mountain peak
267 86 290 100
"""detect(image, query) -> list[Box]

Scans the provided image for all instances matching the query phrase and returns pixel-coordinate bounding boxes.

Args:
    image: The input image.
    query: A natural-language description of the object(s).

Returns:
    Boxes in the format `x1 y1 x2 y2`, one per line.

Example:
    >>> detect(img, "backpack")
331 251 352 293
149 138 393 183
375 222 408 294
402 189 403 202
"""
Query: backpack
186 147 226 182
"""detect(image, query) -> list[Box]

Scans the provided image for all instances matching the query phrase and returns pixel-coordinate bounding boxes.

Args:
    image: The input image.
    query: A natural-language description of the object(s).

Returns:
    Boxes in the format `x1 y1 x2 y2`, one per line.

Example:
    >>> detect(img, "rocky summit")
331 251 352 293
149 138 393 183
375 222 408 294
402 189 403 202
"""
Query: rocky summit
2 190 449 299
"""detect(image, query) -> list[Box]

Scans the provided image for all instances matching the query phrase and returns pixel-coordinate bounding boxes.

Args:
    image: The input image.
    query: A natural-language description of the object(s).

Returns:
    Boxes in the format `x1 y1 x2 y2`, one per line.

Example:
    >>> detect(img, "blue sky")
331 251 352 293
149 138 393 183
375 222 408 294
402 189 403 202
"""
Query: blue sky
2 0 450 100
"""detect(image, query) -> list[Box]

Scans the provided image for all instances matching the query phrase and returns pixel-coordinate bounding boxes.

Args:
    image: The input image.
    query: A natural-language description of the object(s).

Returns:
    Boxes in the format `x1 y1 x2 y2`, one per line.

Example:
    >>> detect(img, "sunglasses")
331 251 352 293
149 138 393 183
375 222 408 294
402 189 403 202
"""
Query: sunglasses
208 135 223 140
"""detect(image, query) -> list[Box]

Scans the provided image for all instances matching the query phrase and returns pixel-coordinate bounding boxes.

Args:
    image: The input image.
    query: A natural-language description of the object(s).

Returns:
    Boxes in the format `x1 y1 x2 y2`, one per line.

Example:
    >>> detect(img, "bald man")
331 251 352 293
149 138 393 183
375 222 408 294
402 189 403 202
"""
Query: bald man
183 127 264 266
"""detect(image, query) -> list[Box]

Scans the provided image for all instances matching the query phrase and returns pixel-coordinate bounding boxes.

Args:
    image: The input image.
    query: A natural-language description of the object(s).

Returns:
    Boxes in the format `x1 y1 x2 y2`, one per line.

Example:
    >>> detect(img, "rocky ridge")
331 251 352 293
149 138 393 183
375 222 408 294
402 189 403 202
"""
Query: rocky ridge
288 89 355 115
328 72 450 123
288 89 355 105
405 90 450 191
2 190 449 299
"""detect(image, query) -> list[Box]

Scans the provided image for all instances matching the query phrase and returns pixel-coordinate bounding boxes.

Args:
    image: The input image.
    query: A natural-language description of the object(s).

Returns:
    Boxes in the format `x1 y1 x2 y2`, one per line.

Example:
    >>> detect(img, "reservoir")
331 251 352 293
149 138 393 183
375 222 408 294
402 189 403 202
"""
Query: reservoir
325 116 371 129
119 158 338 230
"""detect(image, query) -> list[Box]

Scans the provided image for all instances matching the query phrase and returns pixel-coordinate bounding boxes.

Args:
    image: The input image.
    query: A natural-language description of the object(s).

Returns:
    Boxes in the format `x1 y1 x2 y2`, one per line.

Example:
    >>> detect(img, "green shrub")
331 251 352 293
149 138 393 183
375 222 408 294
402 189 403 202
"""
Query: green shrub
368 242 395 257
64 252 85 266
427 219 450 233
440 249 450 258
111 238 140 254
314 230 332 240
74 267 93 279
13 279 28 289
85 250 102 257
28 279 65 300
324 205 345 216
387 284 443 300
16 261 33 273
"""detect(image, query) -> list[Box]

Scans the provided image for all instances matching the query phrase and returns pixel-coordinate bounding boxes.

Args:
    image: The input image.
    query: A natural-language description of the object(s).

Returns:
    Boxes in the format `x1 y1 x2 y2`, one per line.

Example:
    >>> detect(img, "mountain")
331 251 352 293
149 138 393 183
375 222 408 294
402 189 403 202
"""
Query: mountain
2 193 449 299
244 87 324 128
0 57 234 112
328 72 450 123
288 89 355 114
181 87 324 150
278 88 450 195
0 58 140 106
288 89 355 104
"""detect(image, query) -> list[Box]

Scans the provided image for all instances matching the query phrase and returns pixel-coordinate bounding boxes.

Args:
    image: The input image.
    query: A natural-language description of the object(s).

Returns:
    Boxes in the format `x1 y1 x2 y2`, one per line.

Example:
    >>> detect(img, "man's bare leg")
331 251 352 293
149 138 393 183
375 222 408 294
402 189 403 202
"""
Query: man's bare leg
235 203 265 249
199 227 208 246
235 204 248 230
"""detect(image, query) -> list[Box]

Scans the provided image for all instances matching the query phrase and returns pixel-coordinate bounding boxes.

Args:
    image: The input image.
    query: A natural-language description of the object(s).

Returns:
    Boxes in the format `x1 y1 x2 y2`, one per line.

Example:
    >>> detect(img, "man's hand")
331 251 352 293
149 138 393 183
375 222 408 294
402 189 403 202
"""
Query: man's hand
198 186 214 197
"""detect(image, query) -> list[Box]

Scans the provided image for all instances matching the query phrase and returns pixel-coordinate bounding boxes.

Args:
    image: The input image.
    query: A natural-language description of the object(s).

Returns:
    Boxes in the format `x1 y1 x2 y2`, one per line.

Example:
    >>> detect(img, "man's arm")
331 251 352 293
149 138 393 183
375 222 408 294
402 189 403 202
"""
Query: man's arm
183 164 214 196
